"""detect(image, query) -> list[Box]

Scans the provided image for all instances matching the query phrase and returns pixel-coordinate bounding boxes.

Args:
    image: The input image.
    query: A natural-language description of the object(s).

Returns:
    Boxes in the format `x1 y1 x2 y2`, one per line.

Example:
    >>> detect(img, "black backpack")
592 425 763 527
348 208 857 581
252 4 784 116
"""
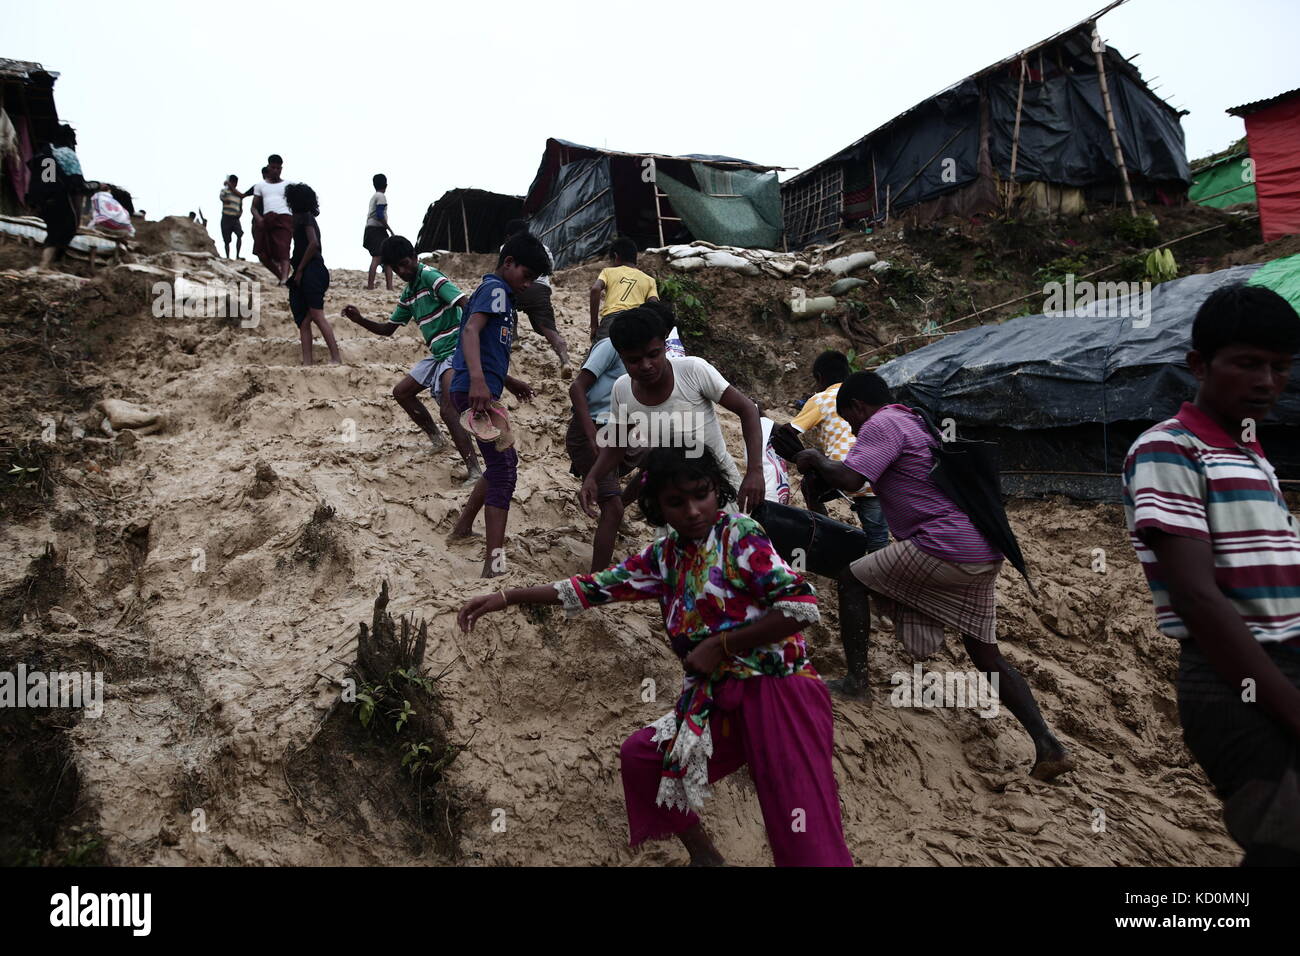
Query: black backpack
914 408 1036 595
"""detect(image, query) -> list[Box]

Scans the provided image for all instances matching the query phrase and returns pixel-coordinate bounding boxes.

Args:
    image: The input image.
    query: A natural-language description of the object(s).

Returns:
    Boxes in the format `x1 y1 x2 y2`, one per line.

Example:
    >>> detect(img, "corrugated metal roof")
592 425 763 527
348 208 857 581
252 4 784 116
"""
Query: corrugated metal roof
1228 89 1300 116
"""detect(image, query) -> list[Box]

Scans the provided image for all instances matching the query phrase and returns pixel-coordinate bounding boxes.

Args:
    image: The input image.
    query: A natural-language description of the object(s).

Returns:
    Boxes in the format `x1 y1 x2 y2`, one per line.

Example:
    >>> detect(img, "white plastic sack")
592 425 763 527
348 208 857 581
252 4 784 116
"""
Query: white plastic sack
90 191 134 237
824 251 877 276
702 251 761 275
665 326 686 358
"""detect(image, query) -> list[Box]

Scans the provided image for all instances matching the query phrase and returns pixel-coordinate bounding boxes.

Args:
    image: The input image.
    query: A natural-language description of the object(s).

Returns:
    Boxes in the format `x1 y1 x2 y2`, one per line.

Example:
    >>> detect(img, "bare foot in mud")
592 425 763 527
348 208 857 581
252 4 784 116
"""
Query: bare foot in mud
825 675 870 701
1030 741 1075 781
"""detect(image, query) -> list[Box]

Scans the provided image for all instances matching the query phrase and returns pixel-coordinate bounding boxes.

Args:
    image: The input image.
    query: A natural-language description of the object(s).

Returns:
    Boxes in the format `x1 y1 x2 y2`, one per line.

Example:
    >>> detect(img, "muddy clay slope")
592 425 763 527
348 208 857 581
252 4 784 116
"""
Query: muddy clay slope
0 253 1235 865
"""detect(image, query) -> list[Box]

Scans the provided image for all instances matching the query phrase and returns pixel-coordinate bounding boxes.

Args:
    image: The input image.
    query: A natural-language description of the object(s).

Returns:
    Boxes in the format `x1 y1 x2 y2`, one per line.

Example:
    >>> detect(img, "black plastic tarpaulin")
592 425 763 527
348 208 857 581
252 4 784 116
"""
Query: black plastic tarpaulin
987 69 1189 186
523 156 616 270
876 263 1300 430
840 80 983 216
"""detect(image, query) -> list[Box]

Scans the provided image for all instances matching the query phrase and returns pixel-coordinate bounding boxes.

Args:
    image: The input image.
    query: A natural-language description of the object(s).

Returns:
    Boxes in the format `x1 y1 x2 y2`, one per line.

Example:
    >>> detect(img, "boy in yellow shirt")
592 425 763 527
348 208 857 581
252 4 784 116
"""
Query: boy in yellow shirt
589 237 658 342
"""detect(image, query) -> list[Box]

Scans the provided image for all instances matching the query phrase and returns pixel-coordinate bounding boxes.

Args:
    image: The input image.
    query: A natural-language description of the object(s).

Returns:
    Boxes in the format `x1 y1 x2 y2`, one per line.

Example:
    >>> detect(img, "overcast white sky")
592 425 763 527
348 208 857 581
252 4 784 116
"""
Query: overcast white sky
6 0 1296 268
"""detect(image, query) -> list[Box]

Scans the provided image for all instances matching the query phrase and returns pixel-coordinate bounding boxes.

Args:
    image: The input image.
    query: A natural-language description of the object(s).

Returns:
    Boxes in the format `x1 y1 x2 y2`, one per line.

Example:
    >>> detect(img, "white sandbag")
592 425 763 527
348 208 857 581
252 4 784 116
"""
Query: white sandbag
702 251 761 275
823 251 878 276
670 256 707 271
869 260 891 273
665 244 703 259
828 277 871 295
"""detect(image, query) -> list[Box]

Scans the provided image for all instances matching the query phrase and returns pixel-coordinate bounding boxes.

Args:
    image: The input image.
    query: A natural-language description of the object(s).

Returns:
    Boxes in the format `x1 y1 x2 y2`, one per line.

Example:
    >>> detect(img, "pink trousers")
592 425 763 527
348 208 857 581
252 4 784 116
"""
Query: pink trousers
620 673 853 866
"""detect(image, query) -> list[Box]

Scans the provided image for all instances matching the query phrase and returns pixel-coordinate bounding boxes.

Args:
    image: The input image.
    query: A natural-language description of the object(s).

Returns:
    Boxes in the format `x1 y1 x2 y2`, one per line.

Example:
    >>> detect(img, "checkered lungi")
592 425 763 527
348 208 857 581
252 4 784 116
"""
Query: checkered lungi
848 537 1002 658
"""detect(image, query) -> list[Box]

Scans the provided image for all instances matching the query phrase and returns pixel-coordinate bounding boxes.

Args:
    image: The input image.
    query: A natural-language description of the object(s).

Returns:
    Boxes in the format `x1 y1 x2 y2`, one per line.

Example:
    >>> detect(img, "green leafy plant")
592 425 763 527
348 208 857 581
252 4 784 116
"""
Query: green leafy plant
1035 255 1091 288
1111 213 1160 246
657 275 712 337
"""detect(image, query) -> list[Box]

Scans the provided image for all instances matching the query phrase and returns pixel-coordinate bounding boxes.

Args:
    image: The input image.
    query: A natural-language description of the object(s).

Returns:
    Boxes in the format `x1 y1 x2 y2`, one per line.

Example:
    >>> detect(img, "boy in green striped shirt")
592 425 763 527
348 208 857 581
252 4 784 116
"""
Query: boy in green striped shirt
341 236 481 481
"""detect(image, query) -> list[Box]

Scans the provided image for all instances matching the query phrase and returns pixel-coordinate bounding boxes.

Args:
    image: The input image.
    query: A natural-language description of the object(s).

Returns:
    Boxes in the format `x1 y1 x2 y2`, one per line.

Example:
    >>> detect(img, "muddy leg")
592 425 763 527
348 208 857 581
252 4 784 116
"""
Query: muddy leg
961 634 1073 780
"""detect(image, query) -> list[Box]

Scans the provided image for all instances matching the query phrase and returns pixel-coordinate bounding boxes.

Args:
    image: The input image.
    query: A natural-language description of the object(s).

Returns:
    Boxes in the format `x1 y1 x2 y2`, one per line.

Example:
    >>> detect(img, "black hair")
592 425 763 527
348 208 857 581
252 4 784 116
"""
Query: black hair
812 350 851 385
499 231 551 276
609 300 674 353
53 124 77 149
835 370 892 418
638 446 736 528
268 154 283 165
502 218 529 239
610 236 637 264
373 173 387 190
380 235 415 266
1191 283 1300 362
261 166 269 177
285 182 319 217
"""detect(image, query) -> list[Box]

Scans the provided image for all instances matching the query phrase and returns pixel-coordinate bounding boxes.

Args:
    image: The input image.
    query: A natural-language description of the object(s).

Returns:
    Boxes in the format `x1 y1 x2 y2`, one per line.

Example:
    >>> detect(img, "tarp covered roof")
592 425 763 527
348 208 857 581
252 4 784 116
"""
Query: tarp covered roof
521 138 786 268
878 255 1300 430
774 0 1185 197
415 188 523 254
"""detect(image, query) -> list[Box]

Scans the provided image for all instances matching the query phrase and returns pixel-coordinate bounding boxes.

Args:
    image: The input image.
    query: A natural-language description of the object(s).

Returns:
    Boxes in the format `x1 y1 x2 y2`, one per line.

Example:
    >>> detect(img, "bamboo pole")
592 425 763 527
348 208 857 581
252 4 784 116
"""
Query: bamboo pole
461 197 470 253
1007 57 1028 210
1092 24 1137 216
872 151 879 219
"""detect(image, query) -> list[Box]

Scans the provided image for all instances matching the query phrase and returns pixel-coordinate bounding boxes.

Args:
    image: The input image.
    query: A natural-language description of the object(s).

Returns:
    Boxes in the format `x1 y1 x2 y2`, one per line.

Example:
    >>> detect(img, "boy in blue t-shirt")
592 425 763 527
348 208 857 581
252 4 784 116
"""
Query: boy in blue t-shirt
447 231 552 577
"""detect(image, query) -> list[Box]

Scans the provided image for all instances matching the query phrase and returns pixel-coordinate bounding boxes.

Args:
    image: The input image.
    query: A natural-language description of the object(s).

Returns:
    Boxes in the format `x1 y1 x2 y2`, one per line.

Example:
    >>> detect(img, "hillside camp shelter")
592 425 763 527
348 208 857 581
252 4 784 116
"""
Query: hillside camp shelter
781 1 1190 248
521 138 785 270
877 254 1300 500
0 58 61 216
415 188 523 255
1189 149 1256 209
1229 89 1300 242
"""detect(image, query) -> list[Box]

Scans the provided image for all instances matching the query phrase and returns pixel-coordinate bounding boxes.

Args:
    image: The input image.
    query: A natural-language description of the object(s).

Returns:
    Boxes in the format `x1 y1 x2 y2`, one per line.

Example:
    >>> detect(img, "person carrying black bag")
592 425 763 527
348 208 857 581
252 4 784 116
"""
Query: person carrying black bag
794 370 1073 781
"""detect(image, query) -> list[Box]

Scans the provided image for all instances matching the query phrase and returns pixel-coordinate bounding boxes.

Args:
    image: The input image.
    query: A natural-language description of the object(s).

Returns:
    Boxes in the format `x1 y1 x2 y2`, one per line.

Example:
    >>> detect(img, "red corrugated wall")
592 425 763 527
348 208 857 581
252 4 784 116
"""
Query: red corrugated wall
1246 95 1300 241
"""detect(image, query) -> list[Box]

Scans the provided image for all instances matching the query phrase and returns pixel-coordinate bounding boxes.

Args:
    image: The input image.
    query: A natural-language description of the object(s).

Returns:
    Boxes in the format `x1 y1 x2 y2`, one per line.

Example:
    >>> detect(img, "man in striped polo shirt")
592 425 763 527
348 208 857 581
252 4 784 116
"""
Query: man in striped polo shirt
341 235 481 481
1123 283 1300 864
796 370 1073 781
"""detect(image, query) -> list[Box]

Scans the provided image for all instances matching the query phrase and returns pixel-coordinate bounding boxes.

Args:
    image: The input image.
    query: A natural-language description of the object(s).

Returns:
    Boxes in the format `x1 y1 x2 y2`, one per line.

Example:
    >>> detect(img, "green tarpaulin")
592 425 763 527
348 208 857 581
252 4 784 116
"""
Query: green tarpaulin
1247 253 1300 314
1189 154 1256 208
655 163 783 250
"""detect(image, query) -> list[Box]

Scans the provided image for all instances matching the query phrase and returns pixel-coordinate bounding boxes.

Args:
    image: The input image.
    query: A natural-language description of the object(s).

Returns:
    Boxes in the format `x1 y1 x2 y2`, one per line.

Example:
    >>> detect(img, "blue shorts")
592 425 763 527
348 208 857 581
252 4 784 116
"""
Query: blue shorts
409 355 454 399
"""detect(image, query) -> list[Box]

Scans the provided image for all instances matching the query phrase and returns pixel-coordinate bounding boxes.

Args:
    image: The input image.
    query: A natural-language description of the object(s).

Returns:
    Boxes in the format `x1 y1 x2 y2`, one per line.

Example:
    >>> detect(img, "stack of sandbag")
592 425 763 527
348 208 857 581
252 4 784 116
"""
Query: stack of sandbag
648 240 888 280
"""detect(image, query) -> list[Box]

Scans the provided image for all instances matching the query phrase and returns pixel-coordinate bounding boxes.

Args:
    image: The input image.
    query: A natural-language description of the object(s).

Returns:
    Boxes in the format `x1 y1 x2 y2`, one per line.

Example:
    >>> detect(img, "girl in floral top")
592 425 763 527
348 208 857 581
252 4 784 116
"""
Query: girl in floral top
459 447 852 866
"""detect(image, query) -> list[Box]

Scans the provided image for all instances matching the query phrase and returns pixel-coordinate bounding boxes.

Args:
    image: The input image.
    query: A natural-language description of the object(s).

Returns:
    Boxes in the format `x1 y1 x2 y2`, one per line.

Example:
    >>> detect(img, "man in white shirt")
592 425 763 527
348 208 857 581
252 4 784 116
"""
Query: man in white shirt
579 302 767 518
251 154 292 283
364 173 394 290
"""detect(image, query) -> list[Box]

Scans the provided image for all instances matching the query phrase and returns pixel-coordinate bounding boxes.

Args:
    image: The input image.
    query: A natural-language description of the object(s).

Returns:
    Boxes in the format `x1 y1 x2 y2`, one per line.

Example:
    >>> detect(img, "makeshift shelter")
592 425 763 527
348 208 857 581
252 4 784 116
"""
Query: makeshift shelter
782 1 1189 248
521 138 785 269
415 188 523 254
1189 149 1256 209
1228 89 1300 242
877 254 1300 498
0 58 61 216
